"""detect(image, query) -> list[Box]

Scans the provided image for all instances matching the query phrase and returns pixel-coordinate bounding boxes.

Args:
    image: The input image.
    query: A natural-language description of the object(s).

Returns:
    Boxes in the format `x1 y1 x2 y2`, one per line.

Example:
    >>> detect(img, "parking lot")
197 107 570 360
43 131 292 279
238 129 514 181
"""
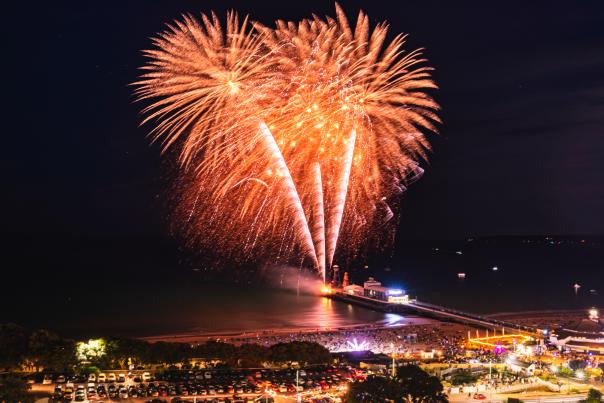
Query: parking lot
35 366 359 402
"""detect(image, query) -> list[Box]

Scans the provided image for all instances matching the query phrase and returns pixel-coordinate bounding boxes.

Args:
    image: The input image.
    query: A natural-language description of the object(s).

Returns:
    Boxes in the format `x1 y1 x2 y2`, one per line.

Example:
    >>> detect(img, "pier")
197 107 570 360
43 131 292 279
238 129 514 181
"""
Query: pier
328 289 541 336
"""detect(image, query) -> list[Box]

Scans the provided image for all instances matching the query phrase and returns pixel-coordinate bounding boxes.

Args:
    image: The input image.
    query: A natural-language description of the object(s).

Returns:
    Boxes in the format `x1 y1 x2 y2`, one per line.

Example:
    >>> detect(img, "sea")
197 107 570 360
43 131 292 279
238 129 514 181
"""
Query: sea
2 235 602 339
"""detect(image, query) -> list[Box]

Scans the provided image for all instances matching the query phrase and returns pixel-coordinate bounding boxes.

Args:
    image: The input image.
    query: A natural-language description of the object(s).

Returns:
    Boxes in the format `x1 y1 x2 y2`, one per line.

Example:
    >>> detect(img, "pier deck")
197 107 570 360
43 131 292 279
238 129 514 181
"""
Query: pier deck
329 290 540 336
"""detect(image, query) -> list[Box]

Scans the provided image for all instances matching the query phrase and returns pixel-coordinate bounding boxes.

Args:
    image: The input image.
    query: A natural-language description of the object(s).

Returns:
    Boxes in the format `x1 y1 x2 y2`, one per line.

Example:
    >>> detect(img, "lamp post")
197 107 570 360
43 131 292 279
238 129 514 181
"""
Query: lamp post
391 343 396 378
296 369 301 403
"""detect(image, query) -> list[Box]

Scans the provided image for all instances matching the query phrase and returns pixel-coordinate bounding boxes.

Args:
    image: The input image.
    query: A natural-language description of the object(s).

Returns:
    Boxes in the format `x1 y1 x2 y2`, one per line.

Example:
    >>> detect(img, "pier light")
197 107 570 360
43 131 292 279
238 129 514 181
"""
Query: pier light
321 285 333 295
387 289 403 296
588 308 599 320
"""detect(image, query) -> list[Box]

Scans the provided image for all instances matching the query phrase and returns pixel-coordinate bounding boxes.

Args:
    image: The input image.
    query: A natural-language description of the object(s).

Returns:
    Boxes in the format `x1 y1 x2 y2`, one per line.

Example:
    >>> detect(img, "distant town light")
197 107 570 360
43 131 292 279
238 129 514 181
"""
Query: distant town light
492 266 498 271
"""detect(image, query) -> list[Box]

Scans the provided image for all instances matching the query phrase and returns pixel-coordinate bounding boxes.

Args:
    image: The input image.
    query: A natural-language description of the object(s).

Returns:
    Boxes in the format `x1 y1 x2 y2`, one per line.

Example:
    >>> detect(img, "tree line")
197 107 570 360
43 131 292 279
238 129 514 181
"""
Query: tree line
344 365 448 403
0 323 330 372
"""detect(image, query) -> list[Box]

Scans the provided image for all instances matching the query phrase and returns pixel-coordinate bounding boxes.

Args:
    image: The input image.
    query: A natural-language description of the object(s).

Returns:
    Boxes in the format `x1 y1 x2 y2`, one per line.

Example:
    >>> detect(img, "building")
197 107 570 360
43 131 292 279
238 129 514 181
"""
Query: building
343 284 364 296
363 277 389 301
507 358 536 375
386 289 410 304
549 309 604 354
362 277 409 304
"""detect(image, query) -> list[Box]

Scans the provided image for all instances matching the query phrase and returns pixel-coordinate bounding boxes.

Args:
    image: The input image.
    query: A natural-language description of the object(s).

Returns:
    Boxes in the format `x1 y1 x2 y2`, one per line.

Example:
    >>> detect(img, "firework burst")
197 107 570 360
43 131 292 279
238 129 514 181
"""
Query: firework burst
134 4 440 280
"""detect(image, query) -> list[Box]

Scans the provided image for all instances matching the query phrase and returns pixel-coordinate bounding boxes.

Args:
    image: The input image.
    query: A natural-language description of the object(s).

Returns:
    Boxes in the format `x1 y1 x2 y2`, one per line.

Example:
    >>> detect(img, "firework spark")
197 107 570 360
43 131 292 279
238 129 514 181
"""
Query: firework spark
134 4 440 279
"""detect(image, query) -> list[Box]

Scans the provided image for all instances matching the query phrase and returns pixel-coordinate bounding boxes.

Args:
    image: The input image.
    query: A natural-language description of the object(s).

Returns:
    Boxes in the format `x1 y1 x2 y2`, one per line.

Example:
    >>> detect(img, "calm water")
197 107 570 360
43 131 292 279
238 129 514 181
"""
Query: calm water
3 236 602 338
7 284 421 338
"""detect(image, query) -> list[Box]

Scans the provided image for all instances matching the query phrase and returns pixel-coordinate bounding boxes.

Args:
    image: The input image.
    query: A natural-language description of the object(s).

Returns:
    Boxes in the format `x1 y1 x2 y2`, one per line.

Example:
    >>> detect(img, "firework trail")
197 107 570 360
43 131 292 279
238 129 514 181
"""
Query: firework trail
134 4 440 278
326 130 356 270
259 122 317 266
310 162 326 282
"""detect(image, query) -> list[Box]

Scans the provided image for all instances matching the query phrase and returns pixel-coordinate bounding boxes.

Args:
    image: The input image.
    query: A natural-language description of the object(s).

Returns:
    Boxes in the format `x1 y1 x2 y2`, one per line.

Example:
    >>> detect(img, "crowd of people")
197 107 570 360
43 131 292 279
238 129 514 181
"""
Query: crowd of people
224 322 468 357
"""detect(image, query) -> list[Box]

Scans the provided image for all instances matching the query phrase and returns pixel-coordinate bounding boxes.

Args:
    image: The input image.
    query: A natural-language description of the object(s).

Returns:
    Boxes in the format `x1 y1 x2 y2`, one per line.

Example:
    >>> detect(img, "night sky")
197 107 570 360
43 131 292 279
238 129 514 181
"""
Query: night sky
4 1 604 248
2 1 604 329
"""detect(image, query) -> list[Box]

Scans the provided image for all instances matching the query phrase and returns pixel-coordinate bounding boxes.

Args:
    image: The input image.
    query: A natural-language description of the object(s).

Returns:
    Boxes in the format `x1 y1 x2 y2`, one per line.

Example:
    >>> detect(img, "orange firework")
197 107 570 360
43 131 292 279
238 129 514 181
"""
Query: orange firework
134 4 440 281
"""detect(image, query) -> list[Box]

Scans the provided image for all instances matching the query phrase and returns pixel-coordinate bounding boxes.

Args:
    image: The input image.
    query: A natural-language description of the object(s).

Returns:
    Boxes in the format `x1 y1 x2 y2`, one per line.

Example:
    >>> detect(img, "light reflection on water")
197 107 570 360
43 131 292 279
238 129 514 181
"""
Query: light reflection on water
39 284 430 338
173 289 429 337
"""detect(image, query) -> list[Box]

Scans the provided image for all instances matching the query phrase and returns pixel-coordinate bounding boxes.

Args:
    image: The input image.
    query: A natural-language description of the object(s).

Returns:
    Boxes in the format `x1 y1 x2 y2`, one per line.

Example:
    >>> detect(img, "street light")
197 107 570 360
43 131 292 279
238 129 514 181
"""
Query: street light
296 369 301 403
390 342 396 378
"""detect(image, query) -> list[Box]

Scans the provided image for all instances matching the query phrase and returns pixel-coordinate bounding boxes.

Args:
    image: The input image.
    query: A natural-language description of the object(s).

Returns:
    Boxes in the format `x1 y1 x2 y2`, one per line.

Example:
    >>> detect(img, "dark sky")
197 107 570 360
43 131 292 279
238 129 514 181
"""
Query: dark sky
5 0 604 244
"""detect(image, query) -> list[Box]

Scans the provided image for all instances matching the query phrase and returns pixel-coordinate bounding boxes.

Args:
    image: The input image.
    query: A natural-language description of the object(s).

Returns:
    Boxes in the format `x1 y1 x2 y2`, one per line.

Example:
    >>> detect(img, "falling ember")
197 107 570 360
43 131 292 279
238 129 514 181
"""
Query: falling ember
133 4 440 277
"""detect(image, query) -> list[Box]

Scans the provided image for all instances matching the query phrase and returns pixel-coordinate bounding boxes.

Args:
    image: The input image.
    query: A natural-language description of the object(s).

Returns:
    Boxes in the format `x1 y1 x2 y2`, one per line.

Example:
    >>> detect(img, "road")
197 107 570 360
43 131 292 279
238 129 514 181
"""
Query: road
451 395 587 403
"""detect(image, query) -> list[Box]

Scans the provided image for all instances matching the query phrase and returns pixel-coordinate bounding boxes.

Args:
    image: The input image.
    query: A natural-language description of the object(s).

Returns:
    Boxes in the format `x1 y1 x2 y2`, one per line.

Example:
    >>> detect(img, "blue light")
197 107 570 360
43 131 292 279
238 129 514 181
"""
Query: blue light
388 289 403 295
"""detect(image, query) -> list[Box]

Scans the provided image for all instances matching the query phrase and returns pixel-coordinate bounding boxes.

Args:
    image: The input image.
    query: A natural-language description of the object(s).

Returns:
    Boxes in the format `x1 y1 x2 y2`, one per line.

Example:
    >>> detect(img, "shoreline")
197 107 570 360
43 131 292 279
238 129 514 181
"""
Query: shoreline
140 307 592 344
141 316 437 344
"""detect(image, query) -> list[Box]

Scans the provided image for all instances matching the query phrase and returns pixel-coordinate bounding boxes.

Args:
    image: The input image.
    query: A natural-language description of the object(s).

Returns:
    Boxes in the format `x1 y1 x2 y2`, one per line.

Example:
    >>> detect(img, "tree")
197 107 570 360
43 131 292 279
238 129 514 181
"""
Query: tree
344 375 404 402
269 341 330 364
27 329 76 372
569 360 587 371
586 388 603 402
450 369 478 385
236 343 270 368
106 338 151 368
0 376 35 403
76 338 107 365
397 365 448 403
149 341 191 364
344 366 448 403
195 340 237 361
0 323 28 370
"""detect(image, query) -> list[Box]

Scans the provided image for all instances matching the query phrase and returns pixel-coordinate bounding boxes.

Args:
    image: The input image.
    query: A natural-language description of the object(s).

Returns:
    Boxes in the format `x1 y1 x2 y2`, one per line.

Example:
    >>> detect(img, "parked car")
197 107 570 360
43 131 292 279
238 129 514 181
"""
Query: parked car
63 387 74 400
119 387 129 399
97 385 107 398
52 386 63 400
